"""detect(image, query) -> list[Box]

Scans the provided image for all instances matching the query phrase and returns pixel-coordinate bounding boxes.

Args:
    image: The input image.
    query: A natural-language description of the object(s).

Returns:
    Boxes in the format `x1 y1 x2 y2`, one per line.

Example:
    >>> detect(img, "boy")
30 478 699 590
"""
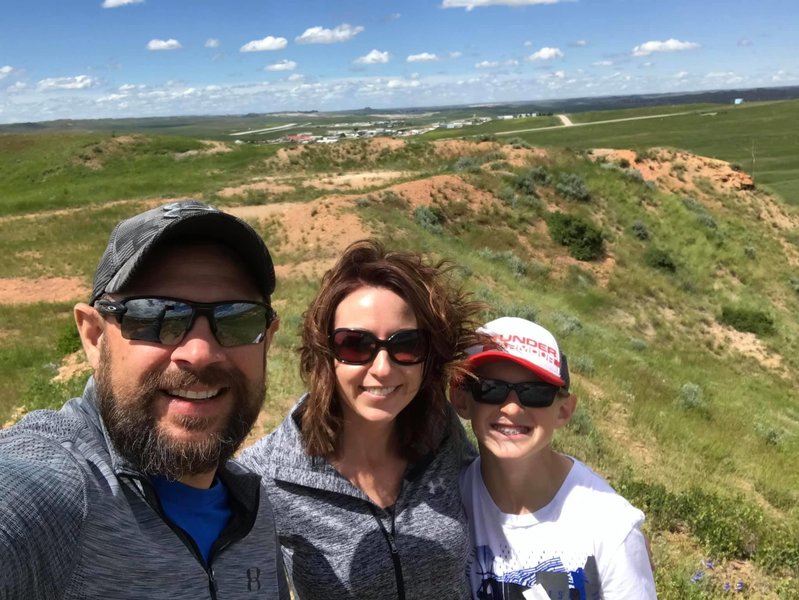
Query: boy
452 316 657 599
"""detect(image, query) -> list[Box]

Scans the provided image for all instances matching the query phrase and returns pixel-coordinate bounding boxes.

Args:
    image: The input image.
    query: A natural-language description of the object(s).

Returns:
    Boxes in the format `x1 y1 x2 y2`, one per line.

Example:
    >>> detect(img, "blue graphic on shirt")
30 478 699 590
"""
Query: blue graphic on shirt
472 545 601 600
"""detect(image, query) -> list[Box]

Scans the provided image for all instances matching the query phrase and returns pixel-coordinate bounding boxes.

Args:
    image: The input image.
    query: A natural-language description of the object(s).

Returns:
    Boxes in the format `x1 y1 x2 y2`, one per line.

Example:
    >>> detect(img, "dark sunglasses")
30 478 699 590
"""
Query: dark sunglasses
329 328 428 365
95 296 276 347
465 377 560 408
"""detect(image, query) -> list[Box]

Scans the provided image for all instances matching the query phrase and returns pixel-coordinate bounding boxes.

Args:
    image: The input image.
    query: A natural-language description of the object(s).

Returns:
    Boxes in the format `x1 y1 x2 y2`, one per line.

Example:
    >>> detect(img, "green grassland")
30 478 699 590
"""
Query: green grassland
2 104 799 597
490 100 799 203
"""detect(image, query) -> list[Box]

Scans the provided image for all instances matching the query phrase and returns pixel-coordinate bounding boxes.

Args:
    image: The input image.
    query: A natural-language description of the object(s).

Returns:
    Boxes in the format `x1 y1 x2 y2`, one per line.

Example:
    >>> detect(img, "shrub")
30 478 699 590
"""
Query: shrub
477 248 529 278
719 306 775 335
551 312 583 336
618 158 630 169
513 173 538 196
675 383 710 416
497 187 517 207
631 221 650 241
566 405 595 436
528 166 553 186
507 137 532 149
644 247 677 272
570 355 595 376
555 173 591 202
546 212 604 261
453 156 482 173
414 206 444 234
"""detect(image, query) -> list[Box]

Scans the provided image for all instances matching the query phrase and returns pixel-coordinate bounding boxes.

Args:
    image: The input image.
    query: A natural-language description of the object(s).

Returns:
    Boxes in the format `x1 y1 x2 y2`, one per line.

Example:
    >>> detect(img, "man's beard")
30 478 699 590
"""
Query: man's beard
96 342 264 481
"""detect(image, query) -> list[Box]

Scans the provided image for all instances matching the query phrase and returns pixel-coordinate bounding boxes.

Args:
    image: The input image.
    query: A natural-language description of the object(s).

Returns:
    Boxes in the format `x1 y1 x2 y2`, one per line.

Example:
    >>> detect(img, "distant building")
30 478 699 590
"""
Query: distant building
734 98 744 105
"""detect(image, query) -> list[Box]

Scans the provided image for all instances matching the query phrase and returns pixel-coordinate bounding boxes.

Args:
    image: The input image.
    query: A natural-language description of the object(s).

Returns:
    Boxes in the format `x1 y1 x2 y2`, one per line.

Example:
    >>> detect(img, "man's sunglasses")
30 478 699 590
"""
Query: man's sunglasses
465 377 560 408
95 296 276 347
329 328 428 365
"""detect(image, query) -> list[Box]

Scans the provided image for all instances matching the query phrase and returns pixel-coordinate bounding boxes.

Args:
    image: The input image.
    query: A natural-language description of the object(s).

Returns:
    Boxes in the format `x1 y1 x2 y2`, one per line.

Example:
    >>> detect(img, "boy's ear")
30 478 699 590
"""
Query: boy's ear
74 302 104 370
450 382 472 419
554 392 577 429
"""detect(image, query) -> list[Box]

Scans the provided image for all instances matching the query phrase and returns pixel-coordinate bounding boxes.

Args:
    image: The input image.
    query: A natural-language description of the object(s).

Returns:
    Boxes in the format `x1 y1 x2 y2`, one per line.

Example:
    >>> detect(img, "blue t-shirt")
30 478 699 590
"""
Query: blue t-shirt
151 475 232 564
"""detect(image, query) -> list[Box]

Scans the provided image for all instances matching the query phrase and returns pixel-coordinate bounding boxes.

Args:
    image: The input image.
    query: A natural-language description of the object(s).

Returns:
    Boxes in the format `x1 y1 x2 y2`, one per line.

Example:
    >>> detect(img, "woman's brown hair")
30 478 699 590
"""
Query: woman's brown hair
296 239 484 460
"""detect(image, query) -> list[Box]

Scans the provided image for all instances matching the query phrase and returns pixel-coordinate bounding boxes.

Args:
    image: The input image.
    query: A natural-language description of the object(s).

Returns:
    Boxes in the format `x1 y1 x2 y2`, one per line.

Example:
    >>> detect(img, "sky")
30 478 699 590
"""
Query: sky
1 0 797 124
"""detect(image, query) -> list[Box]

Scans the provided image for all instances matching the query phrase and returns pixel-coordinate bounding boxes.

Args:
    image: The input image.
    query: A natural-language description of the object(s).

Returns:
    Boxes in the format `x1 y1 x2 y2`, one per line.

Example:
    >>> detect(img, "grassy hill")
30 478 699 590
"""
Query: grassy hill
1 109 798 597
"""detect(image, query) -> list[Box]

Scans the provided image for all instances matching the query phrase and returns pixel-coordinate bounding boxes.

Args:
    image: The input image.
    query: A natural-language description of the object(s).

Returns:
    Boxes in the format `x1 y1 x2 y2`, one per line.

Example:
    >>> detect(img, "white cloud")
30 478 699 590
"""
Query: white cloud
355 49 390 64
119 83 145 91
240 36 287 52
737 38 753 47
475 60 500 69
524 40 533 47
205 39 220 49
288 73 304 81
673 71 688 79
296 24 364 44
593 60 613 67
632 38 699 57
266 60 297 71
705 72 744 85
147 39 182 51
387 79 421 89
37 75 98 91
101 0 143 8
407 52 439 63
449 51 463 59
442 0 561 10
387 13 401 21
572 40 588 47
0 65 15 80
527 47 563 61
7 81 27 94
772 69 795 82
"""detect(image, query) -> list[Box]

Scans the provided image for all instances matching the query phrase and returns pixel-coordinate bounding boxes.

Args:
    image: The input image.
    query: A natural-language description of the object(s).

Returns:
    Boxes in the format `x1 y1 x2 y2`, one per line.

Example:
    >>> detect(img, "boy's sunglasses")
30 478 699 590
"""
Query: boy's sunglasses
329 328 428 365
95 296 276 347
466 377 560 408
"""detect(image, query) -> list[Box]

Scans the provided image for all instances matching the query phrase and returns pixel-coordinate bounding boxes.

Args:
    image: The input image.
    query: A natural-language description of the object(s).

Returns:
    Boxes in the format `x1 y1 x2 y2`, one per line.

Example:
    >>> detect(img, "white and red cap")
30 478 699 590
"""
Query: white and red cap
465 317 569 389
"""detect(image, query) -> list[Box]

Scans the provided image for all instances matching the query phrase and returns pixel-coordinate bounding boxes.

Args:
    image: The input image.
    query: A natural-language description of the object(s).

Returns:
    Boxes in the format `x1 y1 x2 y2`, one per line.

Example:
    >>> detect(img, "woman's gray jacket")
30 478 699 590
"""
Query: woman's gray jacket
239 394 475 600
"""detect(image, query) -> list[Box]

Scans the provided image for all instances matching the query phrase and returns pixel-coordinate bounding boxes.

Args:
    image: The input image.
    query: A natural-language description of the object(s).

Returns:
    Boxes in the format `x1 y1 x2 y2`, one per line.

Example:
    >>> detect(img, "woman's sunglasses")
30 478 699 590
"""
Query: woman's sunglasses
465 377 560 408
95 296 276 347
329 328 428 365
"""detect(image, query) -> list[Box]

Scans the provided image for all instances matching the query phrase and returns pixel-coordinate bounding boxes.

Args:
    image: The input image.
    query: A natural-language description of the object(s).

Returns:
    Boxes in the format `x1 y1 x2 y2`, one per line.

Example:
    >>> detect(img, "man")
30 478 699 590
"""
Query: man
0 200 288 599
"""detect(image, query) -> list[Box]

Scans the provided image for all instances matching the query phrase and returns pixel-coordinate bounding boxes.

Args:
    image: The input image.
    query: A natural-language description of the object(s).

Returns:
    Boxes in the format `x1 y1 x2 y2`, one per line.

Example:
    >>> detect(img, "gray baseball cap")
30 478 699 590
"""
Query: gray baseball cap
90 200 276 304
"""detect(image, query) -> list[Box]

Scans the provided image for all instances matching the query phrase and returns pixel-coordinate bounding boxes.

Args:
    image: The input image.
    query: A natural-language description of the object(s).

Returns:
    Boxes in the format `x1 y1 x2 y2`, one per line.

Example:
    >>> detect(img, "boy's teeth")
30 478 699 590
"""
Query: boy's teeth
493 425 530 435
169 388 219 400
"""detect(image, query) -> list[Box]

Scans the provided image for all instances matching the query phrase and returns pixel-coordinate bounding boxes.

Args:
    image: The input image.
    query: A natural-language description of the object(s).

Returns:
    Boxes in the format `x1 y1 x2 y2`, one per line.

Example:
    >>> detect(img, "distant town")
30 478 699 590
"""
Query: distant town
231 113 548 145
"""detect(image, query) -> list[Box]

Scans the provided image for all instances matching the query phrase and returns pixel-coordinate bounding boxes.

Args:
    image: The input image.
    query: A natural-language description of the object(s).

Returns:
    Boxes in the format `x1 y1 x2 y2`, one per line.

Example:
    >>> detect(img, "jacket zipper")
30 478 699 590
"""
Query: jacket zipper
369 504 405 600
129 475 220 599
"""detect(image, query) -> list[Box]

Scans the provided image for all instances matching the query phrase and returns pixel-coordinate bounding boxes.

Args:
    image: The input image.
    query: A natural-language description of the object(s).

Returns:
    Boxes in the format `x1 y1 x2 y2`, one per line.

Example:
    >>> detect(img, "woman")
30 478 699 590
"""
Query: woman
240 239 484 599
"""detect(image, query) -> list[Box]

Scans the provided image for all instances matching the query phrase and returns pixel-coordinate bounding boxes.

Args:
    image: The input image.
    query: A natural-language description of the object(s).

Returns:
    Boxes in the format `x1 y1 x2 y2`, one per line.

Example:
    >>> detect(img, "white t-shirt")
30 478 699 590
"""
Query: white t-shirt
460 456 657 599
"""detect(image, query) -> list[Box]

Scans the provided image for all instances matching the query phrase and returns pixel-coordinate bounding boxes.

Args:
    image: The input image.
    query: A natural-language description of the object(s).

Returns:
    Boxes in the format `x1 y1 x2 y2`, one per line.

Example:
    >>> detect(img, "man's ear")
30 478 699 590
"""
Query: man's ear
450 381 472 420
263 316 280 350
554 392 577 429
74 303 104 370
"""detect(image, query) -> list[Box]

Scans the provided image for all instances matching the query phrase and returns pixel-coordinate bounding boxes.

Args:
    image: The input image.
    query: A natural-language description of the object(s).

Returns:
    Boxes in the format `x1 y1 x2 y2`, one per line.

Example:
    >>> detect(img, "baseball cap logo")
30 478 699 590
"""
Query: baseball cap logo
494 333 560 368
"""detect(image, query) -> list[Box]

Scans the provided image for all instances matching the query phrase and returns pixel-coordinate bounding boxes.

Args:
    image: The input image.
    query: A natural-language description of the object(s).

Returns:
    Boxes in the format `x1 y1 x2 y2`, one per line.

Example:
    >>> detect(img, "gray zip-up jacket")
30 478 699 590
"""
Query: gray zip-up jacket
0 378 289 600
239 395 475 600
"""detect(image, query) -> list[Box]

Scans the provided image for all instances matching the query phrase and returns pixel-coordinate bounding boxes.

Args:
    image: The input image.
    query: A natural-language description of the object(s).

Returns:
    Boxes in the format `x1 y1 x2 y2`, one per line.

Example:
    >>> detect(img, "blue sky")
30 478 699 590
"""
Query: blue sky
0 0 797 124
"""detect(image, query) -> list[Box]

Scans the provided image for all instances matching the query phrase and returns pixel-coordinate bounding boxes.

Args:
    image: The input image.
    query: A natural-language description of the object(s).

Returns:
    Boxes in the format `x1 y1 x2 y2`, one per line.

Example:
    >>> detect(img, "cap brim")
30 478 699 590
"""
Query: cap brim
468 351 565 387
